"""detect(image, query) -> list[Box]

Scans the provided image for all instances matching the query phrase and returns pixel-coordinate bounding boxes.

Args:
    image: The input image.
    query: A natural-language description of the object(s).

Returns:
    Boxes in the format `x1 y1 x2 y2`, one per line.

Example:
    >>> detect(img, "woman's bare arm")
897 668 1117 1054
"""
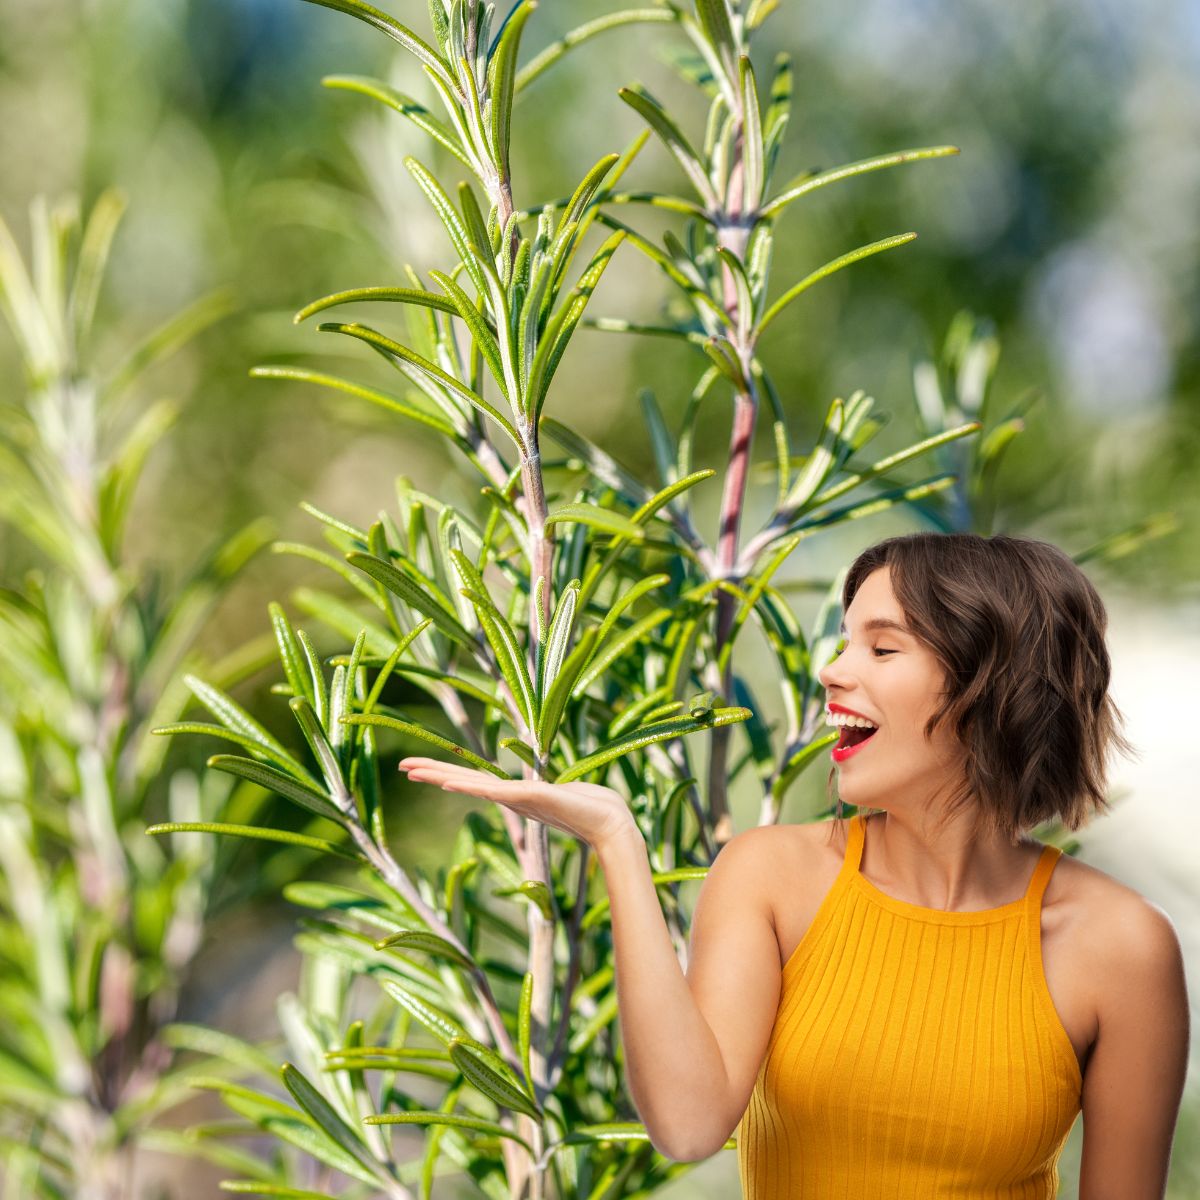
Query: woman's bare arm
596 823 784 1161
1078 896 1190 1199
396 757 785 1163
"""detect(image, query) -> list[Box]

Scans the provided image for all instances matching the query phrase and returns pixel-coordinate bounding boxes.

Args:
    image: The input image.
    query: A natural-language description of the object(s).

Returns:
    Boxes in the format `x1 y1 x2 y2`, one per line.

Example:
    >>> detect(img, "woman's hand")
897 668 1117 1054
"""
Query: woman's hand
398 756 637 852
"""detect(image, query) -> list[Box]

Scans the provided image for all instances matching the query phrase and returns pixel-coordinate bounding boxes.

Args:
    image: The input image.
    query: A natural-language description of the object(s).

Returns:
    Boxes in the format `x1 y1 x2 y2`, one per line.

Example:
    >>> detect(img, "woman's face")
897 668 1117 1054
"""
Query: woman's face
816 565 966 813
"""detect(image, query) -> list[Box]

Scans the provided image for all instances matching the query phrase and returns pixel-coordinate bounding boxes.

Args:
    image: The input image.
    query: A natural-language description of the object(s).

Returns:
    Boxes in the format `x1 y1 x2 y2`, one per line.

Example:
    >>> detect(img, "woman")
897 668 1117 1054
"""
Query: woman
399 532 1190 1197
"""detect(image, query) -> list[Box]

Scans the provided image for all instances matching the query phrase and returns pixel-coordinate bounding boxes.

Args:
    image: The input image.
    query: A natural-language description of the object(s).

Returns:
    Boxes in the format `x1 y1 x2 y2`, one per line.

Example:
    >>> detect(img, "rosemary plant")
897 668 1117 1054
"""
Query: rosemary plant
0 190 288 1199
143 2 1164 1198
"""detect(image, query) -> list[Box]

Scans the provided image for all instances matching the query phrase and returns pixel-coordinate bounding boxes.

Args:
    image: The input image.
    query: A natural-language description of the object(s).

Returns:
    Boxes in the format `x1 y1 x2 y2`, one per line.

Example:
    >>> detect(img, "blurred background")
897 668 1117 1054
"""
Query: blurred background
1 0 1197 1194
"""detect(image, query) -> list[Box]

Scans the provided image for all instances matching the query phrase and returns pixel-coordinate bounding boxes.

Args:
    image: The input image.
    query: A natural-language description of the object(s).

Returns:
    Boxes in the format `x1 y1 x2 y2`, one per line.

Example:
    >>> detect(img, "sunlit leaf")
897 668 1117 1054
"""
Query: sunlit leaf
404 157 488 294
293 285 457 325
543 502 645 541
486 0 535 178
365 1110 532 1151
343 712 511 777
297 0 453 88
345 551 475 647
554 707 751 783
761 144 960 218
316 321 523 449
757 233 917 335
378 977 469 1046
447 1037 541 1119
146 821 354 858
618 86 717 209
280 1063 391 1187
204 755 345 824
515 9 679 91
321 75 474 168
250 365 461 439
738 55 764 211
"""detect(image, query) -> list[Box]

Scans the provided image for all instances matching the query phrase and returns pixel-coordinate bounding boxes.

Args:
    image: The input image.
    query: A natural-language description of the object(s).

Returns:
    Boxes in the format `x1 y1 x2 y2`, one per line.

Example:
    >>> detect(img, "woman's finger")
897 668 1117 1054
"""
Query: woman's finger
399 756 487 774
401 761 506 790
404 762 495 788
404 764 515 801
406 767 488 791
399 756 448 770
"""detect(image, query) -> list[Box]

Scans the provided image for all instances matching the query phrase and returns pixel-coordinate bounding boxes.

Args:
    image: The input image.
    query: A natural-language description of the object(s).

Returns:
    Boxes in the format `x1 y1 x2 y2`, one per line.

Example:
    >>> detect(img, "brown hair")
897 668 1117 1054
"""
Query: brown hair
824 531 1138 846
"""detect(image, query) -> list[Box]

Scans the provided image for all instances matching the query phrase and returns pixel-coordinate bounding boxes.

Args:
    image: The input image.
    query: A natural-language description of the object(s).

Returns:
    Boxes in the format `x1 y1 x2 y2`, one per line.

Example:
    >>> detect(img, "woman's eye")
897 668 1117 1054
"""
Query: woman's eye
832 643 895 658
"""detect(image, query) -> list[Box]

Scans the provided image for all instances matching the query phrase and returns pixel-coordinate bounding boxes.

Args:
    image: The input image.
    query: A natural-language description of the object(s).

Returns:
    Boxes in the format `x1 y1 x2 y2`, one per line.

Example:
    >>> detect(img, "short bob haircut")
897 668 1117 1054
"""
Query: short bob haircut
826 531 1137 846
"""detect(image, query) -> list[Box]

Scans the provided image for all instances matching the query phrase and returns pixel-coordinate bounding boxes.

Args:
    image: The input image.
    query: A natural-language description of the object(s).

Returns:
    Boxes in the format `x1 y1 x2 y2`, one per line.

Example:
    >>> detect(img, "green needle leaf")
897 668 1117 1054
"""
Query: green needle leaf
555 707 751 783
618 86 717 209
289 696 349 804
293 285 457 325
364 1110 533 1151
219 1184 337 1198
270 601 315 708
738 55 765 212
150 722 317 784
771 733 839 803
345 551 475 648
372 929 475 968
486 0 536 178
518 971 535 1098
761 145 960 218
280 1064 391 1186
321 75 474 167
316 322 524 450
458 587 538 732
403 157 489 295
428 268 510 402
378 977 469 1046
515 9 678 92
205 755 345 824
758 233 918 335
182 673 292 761
543 502 645 540
447 1037 542 1120
695 0 737 74
297 0 453 88
342 713 511 777
250 366 460 439
146 822 356 859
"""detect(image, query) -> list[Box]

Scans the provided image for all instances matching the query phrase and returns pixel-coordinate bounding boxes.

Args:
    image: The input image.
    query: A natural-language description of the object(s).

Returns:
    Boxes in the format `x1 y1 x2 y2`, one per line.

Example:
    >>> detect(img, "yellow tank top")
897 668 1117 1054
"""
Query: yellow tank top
736 812 1083 1198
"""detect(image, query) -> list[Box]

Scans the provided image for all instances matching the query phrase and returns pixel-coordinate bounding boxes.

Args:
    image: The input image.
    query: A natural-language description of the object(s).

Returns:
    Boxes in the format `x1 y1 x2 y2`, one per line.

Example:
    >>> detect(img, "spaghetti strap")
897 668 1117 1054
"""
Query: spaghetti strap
1024 841 1063 908
843 810 866 873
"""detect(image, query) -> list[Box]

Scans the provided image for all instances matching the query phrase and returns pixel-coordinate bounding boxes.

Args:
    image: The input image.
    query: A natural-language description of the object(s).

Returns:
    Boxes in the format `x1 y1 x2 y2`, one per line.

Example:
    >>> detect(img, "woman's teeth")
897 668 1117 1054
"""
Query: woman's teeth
825 712 878 730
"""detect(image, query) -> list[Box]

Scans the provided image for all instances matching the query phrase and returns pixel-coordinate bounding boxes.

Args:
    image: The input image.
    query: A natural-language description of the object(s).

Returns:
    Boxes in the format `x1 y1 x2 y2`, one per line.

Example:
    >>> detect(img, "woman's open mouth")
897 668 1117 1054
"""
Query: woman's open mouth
831 723 879 763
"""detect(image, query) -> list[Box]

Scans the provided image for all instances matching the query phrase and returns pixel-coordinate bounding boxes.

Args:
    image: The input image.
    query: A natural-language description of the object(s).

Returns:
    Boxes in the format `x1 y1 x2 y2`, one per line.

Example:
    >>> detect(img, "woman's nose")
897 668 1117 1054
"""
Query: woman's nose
817 651 851 691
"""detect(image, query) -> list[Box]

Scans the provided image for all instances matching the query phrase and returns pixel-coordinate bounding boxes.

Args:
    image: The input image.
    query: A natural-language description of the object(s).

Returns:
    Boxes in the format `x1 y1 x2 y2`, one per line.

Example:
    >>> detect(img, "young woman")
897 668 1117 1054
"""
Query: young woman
399 532 1190 1198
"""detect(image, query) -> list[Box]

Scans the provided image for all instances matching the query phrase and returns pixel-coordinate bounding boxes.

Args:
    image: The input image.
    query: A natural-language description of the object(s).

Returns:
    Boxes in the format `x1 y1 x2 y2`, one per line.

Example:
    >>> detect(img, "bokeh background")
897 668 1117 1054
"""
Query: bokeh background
1 0 1197 1194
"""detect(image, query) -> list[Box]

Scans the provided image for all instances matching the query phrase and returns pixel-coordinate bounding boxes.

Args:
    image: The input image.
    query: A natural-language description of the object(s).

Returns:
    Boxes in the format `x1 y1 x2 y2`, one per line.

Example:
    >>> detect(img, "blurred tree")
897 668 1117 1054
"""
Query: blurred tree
0 189 288 1199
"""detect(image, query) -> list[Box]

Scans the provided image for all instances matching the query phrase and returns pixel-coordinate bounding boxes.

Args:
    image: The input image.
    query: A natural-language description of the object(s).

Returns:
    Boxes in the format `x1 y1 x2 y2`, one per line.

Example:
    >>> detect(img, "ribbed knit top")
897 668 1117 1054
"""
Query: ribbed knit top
736 812 1083 1199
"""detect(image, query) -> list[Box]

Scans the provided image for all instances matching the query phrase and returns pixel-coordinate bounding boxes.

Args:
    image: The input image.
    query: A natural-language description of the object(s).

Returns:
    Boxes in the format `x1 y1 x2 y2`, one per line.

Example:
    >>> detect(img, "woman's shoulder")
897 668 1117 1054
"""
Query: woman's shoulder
731 816 848 860
746 819 849 912
1045 839 1165 933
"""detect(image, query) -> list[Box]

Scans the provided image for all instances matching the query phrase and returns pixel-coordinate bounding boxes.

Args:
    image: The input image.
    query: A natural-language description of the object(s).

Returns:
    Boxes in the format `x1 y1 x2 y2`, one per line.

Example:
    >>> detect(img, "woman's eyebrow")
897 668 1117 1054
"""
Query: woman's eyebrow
839 617 913 636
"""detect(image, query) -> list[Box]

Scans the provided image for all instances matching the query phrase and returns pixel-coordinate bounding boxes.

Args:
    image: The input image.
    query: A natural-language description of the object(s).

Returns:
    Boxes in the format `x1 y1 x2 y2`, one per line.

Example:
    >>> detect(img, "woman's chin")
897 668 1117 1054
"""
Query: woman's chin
839 784 884 810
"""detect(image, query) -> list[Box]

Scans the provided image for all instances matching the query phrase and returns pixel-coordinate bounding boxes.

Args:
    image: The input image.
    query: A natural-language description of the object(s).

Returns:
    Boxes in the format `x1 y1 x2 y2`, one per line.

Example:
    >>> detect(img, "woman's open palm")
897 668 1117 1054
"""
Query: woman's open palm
398 756 635 851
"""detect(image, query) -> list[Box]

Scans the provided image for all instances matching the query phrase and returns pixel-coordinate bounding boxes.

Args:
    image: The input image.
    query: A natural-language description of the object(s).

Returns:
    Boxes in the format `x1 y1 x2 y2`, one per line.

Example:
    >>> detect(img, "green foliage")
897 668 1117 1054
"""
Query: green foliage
0 191 281 1197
